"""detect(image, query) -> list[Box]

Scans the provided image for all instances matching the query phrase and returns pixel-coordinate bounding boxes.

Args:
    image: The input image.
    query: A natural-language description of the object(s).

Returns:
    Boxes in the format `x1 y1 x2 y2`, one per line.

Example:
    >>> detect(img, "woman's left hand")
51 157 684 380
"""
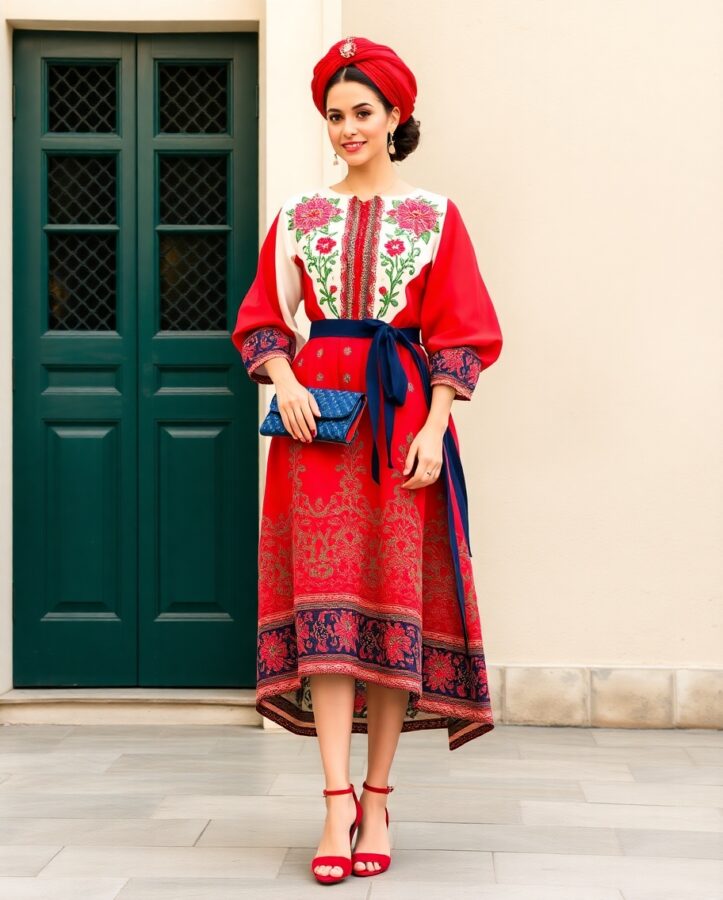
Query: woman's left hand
402 421 445 489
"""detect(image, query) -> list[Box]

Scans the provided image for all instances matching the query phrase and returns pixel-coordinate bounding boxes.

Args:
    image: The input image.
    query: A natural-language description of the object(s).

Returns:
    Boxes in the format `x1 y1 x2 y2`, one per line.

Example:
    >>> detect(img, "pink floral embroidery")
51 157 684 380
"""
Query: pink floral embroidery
297 617 310 640
334 610 359 652
425 648 456 691
291 196 337 235
377 196 442 317
387 197 440 238
384 238 405 256
257 608 491 709
259 631 289 674
383 622 413 665
289 195 344 317
316 236 336 254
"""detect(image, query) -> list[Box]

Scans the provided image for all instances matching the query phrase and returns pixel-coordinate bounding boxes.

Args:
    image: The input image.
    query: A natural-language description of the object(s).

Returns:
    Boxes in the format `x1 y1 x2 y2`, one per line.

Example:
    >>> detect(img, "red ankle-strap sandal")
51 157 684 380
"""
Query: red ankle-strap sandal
310 783 363 885
351 780 394 876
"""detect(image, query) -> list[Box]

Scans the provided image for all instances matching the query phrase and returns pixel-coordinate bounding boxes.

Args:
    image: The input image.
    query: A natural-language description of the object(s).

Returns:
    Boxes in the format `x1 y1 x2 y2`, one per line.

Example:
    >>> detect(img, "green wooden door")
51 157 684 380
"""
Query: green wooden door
13 31 260 687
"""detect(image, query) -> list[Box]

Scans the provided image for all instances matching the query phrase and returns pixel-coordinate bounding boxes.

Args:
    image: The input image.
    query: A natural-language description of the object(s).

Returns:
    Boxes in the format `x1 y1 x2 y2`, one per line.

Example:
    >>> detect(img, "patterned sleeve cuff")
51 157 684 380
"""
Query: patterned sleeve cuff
240 326 296 384
428 347 483 401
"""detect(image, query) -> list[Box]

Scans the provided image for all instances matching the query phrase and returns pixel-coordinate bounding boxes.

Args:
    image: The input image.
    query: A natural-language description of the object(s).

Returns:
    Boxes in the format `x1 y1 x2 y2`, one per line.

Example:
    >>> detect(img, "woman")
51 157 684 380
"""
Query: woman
231 35 503 885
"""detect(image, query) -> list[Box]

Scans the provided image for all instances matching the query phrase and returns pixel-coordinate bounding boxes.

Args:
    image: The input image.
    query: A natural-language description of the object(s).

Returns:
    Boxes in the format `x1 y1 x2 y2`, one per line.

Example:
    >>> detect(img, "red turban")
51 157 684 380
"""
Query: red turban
311 35 417 124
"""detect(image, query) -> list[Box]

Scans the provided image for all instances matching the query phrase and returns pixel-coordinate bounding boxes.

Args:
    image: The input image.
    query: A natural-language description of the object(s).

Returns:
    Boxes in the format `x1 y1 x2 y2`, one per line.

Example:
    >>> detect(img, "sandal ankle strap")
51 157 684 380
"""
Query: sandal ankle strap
362 780 394 793
322 783 355 797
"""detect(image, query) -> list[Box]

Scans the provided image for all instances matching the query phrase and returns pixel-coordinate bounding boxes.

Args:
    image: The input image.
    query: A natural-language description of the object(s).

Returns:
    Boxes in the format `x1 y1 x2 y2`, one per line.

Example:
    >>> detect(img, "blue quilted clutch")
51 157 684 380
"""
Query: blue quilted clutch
259 387 367 444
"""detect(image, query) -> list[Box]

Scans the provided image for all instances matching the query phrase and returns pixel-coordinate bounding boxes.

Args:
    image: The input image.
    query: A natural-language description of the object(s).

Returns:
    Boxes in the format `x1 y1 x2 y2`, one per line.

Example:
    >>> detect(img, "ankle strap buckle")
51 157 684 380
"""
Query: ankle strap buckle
362 780 394 793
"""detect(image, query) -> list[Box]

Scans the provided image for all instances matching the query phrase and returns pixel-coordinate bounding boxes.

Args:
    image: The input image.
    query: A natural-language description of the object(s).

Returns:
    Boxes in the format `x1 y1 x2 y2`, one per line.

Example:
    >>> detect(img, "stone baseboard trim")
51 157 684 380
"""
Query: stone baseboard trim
0 668 720 729
0 688 261 726
491 665 722 728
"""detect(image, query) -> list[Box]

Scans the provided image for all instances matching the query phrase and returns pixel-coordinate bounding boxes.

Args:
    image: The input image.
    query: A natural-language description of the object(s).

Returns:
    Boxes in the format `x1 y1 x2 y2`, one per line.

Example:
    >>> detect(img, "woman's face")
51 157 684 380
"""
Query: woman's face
325 81 399 168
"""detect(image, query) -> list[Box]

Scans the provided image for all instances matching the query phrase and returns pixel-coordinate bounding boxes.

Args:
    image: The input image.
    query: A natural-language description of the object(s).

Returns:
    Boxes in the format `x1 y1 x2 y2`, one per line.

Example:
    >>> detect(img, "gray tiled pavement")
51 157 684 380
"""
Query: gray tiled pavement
0 722 720 899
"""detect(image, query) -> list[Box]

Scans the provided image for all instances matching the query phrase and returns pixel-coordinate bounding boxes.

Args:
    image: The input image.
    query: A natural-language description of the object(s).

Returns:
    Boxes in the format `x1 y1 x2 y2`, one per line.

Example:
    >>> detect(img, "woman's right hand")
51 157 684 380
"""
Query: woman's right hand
266 359 321 442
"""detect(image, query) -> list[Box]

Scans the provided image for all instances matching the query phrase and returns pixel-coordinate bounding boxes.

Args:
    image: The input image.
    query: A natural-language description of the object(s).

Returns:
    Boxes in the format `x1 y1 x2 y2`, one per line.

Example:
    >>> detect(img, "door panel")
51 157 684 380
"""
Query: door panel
13 31 260 687
13 33 138 685
137 35 259 686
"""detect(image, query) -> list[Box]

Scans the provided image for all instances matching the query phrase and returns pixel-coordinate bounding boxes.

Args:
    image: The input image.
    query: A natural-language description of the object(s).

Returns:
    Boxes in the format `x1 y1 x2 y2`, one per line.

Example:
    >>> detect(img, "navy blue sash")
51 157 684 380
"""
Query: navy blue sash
308 317 472 651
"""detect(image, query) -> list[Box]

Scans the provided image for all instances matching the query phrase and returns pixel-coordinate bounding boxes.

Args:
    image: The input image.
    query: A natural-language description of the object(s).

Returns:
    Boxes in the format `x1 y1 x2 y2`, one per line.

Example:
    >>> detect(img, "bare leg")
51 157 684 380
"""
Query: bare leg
353 680 408 872
309 673 358 878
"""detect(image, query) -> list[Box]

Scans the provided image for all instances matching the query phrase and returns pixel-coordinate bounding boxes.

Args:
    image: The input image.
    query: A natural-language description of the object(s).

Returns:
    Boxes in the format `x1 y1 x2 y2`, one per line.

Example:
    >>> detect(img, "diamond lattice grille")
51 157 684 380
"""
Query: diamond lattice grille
158 64 228 133
159 156 227 224
48 63 117 132
159 234 226 330
48 156 116 224
48 233 117 330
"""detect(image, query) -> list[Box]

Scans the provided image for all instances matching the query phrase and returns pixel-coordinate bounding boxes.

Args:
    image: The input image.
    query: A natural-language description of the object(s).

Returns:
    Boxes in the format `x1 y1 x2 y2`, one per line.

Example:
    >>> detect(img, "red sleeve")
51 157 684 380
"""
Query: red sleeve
231 205 304 384
420 198 503 400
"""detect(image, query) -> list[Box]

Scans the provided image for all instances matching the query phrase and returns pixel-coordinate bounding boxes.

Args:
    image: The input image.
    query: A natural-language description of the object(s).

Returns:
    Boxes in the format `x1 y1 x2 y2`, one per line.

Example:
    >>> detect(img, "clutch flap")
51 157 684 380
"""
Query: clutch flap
269 388 364 420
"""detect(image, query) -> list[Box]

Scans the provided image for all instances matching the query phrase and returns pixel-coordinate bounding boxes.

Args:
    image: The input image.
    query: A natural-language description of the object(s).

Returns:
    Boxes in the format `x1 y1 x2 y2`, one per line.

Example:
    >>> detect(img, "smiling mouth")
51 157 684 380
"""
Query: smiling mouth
342 142 366 149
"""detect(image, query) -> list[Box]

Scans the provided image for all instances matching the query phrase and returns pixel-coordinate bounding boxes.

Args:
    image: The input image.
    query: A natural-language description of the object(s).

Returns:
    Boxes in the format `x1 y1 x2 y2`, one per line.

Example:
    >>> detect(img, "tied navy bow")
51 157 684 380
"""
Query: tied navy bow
308 317 474 652
363 317 423 485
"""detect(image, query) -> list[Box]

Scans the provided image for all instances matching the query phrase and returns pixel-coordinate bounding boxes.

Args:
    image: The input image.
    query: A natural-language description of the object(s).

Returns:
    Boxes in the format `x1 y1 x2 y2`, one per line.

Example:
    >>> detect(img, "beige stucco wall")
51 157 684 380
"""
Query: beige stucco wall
0 0 720 696
342 0 723 668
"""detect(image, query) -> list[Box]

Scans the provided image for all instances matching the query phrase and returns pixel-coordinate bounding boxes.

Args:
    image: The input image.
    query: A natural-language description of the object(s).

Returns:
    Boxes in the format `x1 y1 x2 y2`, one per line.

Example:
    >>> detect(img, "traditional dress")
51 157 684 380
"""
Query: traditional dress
231 186 503 749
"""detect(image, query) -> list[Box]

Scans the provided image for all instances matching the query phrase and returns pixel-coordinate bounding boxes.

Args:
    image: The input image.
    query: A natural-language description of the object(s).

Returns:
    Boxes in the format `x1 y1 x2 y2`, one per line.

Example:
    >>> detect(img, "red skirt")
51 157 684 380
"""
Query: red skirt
255 331 495 750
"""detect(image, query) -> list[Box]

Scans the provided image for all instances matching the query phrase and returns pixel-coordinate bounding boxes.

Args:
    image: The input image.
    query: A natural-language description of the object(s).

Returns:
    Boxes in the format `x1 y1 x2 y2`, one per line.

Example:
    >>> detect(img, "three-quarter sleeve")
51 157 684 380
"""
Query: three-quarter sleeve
420 198 503 400
231 202 304 384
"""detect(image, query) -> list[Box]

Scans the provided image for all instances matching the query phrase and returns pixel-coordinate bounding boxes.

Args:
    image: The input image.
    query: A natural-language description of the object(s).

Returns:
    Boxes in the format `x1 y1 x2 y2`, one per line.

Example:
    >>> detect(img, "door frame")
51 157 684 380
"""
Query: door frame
11 29 259 687
0 5 331 695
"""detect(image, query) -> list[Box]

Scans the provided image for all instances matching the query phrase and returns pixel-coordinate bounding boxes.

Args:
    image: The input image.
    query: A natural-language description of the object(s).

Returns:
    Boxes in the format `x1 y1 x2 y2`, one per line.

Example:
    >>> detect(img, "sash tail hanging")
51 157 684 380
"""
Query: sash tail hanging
308 317 473 652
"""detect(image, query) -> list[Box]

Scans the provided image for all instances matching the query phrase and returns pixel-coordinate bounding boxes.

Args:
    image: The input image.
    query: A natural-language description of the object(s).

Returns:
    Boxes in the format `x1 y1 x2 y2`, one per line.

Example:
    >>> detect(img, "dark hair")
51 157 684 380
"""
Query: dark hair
323 65 420 162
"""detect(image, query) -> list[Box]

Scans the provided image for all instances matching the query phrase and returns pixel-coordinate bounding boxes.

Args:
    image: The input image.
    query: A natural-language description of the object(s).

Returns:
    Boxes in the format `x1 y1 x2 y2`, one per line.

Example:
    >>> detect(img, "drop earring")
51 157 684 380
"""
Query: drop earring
333 150 339 166
388 131 396 156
